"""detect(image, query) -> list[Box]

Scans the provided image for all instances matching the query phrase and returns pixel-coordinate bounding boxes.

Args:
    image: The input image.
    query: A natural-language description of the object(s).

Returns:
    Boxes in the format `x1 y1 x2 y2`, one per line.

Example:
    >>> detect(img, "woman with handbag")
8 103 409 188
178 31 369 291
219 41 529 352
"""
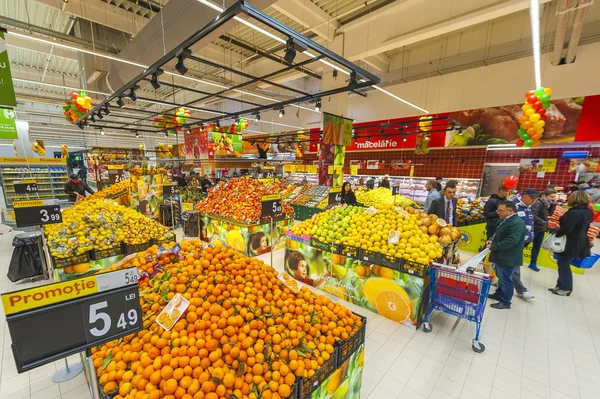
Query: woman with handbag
551 190 593 296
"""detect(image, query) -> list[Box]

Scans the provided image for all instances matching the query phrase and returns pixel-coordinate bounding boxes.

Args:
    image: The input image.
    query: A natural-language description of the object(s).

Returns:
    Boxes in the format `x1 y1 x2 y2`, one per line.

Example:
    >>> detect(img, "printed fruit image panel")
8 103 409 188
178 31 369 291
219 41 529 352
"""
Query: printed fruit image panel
310 344 364 399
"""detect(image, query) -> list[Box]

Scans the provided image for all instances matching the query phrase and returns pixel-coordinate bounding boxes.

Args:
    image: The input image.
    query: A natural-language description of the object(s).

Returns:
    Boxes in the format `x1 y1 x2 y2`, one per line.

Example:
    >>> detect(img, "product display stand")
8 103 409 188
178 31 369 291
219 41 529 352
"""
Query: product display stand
52 357 83 383
85 349 101 399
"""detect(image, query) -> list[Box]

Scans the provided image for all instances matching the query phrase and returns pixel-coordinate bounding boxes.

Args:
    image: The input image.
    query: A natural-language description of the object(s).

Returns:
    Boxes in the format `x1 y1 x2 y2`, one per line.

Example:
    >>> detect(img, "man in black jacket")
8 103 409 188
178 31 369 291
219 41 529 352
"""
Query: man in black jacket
428 183 458 226
379 175 391 188
484 186 508 239
528 189 556 271
64 173 95 202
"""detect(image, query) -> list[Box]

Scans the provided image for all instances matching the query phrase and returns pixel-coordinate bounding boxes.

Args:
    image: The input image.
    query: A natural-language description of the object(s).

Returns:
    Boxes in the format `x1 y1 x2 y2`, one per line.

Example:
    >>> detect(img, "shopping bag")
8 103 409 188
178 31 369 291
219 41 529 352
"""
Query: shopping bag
542 233 566 253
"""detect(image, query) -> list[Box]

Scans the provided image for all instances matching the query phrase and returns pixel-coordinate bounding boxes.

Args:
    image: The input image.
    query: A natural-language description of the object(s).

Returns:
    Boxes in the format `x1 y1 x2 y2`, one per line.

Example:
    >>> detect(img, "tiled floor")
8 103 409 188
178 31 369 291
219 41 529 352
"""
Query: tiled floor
0 229 599 399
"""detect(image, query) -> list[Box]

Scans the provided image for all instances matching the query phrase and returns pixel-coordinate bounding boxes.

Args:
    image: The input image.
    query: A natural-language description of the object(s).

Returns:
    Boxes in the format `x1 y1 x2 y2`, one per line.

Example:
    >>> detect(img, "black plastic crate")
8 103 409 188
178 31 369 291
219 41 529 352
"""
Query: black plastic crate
380 254 404 271
335 313 367 367
341 244 359 259
122 241 152 255
51 252 90 268
298 345 339 399
400 259 429 278
358 248 381 264
310 237 332 252
90 246 124 261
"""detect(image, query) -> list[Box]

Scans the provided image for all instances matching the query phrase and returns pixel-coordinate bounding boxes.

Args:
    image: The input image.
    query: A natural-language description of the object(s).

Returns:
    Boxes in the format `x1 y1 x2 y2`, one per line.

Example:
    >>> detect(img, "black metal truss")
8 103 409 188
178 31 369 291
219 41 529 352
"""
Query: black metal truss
77 1 379 134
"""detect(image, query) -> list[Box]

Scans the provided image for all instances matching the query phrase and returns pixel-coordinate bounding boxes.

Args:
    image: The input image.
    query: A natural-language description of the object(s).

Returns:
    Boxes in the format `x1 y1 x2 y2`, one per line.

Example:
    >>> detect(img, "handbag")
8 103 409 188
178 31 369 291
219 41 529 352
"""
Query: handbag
542 233 566 253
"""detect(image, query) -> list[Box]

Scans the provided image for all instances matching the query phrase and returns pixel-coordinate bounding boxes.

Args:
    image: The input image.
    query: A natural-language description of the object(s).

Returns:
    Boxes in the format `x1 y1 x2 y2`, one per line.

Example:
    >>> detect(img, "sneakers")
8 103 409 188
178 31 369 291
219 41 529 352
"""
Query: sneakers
528 264 540 272
518 291 535 300
491 302 511 310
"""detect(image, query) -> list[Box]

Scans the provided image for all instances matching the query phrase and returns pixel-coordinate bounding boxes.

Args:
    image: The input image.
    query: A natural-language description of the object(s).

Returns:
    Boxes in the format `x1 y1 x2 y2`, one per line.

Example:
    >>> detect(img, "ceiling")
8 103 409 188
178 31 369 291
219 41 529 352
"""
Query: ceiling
2 0 598 149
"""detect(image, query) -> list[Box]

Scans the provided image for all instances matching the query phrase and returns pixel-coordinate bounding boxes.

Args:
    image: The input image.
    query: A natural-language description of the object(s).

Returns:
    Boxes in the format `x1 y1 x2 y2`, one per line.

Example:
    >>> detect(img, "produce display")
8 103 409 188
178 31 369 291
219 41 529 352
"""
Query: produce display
92 240 364 399
46 199 174 258
196 178 294 223
288 185 329 208
355 187 416 207
456 197 486 225
291 204 460 264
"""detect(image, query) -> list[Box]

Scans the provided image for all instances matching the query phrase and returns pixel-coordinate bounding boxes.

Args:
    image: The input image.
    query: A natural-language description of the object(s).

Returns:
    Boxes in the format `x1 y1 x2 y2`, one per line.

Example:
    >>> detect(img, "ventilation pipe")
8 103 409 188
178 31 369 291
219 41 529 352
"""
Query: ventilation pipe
565 0 593 64
551 0 570 65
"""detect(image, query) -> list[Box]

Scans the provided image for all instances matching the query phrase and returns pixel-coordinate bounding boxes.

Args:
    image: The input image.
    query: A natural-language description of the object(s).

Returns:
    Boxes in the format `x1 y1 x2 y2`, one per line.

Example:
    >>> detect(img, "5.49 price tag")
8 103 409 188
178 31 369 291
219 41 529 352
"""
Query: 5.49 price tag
13 201 62 228
261 194 282 217
83 290 141 341
14 180 38 194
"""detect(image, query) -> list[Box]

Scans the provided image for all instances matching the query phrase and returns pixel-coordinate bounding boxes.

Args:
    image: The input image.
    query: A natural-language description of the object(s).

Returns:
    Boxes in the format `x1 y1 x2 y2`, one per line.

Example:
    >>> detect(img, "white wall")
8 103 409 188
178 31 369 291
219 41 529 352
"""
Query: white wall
299 41 600 126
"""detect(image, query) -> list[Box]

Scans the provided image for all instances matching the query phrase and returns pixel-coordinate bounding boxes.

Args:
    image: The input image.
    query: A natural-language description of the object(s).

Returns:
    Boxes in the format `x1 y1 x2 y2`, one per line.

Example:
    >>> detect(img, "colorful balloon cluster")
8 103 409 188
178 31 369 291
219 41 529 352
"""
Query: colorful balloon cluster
418 116 433 132
31 140 45 156
206 119 248 135
516 87 553 147
63 91 93 123
157 143 174 159
153 107 190 134
589 203 600 223
503 175 519 190
61 144 69 158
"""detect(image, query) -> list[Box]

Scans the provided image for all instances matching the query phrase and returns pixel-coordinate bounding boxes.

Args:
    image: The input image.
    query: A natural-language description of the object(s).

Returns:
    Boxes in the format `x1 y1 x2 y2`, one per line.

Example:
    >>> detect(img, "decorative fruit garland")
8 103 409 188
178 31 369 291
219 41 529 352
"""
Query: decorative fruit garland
516 87 552 147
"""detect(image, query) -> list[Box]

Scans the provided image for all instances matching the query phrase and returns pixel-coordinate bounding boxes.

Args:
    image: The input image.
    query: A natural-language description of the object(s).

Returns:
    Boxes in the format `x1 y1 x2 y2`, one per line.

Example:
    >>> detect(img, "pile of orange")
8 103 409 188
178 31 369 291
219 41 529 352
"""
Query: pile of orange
93 240 362 399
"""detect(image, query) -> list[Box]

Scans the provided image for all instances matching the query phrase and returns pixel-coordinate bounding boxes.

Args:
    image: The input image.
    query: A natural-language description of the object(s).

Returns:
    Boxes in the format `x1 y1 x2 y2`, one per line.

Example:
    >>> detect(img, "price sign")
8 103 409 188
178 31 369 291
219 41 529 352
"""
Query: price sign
2 268 141 373
13 180 38 194
107 165 124 185
328 188 342 205
163 183 177 195
261 194 282 218
13 200 62 228
392 186 399 196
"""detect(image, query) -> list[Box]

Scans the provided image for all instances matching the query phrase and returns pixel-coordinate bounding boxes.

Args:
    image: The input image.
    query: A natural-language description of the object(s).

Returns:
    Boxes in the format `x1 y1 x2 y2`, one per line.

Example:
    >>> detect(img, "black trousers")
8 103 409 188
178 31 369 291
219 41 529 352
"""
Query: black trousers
555 252 573 291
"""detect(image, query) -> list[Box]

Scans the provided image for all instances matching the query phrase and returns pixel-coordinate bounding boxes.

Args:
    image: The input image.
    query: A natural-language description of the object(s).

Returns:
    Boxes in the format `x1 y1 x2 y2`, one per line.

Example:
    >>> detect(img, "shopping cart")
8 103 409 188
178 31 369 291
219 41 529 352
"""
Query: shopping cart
422 254 492 353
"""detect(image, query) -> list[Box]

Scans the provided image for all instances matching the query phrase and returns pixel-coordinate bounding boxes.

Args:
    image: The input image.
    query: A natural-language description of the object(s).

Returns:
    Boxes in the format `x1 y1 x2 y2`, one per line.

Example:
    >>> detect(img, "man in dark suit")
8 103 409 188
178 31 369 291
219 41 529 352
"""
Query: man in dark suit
428 182 458 226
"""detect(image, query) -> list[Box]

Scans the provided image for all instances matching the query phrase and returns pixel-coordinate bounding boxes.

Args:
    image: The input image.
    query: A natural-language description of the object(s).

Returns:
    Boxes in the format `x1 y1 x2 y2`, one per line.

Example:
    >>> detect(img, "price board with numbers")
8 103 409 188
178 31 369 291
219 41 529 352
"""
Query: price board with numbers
328 187 342 205
163 183 177 196
13 180 38 194
392 186 399 196
261 194 282 218
2 267 141 373
13 200 62 228
107 165 124 185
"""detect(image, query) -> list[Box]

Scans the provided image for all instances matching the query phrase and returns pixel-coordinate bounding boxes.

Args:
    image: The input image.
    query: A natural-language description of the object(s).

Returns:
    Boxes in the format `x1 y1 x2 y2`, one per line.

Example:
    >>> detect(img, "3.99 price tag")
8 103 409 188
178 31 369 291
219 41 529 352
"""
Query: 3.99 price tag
13 200 62 228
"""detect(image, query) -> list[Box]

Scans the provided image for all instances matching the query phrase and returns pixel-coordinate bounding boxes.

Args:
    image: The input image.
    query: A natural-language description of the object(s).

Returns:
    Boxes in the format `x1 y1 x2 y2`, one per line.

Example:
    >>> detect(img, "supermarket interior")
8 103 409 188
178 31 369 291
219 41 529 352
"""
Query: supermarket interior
1 1 600 399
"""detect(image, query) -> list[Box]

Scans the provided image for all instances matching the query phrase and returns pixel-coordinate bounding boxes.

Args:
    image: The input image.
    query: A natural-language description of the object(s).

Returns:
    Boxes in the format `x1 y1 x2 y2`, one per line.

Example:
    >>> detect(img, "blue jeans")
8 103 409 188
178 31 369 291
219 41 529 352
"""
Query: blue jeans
496 265 517 306
529 231 545 265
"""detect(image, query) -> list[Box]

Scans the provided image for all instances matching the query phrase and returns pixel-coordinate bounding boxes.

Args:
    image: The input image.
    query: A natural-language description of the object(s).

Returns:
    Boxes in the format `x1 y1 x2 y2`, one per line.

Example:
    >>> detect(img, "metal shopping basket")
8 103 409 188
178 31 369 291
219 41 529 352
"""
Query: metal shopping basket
422 252 492 353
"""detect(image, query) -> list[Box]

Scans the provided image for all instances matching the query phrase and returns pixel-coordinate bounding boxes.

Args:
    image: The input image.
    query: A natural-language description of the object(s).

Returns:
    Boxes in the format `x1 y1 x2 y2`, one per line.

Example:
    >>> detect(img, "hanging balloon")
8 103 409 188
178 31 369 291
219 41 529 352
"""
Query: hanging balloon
61 144 69 158
594 203 600 212
418 116 433 132
503 175 519 190
31 140 46 156
516 87 552 146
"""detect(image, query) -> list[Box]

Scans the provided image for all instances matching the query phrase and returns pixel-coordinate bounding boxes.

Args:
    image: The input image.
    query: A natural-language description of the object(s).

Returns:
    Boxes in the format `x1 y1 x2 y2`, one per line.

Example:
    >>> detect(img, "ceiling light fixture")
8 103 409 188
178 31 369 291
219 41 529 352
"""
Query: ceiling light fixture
150 73 161 89
100 129 105 135
402 134 407 142
315 99 321 112
279 108 285 118
175 49 191 75
128 88 138 102
90 113 96 123
165 132 169 137
283 38 297 64
135 132 140 138
103 104 111 115
96 110 104 120
117 97 125 108
254 112 261 122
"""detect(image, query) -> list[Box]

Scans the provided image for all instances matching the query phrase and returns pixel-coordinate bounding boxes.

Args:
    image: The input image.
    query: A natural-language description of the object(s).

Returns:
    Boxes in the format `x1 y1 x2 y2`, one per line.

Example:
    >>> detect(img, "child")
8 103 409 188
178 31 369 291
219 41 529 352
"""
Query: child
287 251 327 287
250 231 269 255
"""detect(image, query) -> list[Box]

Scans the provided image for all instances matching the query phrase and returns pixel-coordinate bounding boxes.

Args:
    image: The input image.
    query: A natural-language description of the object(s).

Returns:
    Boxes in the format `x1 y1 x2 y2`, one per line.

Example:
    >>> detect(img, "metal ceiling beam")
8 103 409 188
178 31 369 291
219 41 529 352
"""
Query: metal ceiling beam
271 0 340 42
34 0 150 37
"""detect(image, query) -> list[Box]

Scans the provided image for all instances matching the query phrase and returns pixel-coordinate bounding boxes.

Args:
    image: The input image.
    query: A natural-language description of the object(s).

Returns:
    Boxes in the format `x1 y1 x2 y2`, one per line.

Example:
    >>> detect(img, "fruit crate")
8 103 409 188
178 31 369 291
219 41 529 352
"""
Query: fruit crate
400 259 429 278
335 313 367 367
380 254 404 271
298 345 339 399
358 248 381 264
153 234 177 247
50 252 91 269
341 244 359 259
286 231 310 244
310 237 334 252
122 241 153 255
90 246 124 261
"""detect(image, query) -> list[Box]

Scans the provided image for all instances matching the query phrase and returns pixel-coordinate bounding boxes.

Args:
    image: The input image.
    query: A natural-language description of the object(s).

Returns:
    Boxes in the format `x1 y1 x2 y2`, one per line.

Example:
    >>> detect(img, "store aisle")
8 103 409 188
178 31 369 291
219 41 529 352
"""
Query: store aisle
0 234 599 399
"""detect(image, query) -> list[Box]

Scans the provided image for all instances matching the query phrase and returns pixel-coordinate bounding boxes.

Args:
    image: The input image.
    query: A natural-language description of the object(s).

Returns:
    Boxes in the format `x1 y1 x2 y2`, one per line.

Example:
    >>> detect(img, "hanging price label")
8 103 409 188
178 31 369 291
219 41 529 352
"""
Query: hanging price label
328 188 342 205
13 200 62 228
13 180 38 194
163 183 177 195
261 194 282 217
392 186 399 196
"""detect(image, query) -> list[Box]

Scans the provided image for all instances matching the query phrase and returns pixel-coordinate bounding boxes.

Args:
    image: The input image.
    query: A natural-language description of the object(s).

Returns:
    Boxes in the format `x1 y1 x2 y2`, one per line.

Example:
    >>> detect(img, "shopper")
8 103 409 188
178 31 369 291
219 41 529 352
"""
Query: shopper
64 173 95 202
551 191 593 296
510 188 538 299
423 179 441 213
577 180 590 190
487 201 526 310
586 182 600 203
379 174 391 188
366 176 375 189
201 174 212 193
341 182 357 205
528 189 557 271
77 163 88 183
428 182 458 226
434 177 443 192
483 186 508 239
564 180 578 195
176 172 187 188
256 143 269 159
188 174 201 194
